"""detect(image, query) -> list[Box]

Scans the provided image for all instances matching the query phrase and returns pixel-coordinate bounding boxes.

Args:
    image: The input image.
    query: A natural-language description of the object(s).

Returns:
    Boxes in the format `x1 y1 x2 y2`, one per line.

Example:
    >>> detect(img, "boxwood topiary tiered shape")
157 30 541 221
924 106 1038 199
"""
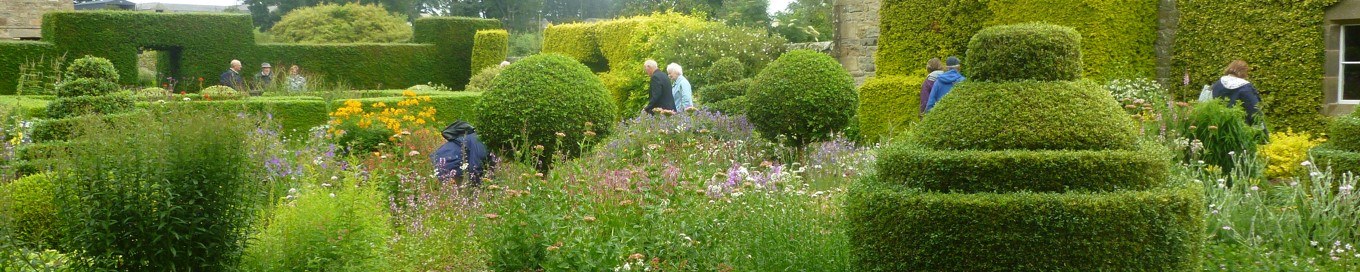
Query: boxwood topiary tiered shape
1310 112 1360 176
848 23 1203 271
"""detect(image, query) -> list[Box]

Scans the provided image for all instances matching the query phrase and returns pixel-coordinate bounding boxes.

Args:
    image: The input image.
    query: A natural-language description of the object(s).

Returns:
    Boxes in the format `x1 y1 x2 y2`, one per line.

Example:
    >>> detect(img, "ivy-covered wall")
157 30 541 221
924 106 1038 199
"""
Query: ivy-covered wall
876 0 1158 80
0 11 500 94
1175 0 1337 133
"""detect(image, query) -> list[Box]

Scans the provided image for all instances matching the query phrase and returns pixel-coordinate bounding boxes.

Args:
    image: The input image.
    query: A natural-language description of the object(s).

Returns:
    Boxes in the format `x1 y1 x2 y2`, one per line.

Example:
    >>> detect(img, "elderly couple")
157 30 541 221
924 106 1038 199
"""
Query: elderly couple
643 60 695 114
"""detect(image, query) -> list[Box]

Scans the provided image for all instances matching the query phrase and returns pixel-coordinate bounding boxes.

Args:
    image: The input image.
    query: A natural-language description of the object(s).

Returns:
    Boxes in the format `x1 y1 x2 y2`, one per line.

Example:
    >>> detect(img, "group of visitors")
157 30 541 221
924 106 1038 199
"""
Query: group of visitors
219 59 307 94
919 56 966 115
644 60 695 114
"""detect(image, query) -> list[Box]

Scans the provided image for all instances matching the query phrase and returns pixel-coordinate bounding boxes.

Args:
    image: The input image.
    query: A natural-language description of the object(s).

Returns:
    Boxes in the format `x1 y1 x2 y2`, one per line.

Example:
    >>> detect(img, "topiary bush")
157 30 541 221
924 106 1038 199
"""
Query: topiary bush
269 3 413 44
62 55 119 83
747 50 857 146
476 53 616 158
697 78 751 105
54 78 119 98
240 184 392 271
965 23 1083 82
471 29 509 74
1 173 60 249
200 85 245 100
877 141 1170 193
913 80 1137 151
44 94 136 119
706 95 748 116
1327 114 1360 152
703 56 746 86
856 75 922 143
465 65 504 92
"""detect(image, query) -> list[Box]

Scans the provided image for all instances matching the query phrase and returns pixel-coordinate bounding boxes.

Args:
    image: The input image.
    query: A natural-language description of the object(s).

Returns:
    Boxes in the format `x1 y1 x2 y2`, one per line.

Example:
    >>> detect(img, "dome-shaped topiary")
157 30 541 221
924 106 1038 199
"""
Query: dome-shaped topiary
64 55 120 82
200 85 245 99
703 56 746 86
912 80 1137 151
55 78 120 98
476 53 616 158
747 49 857 146
2 173 61 249
965 23 1083 82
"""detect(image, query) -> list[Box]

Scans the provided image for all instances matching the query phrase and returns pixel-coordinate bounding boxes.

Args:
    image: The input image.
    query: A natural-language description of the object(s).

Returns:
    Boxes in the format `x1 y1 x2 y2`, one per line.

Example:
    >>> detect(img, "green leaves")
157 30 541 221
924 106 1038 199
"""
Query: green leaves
748 50 858 147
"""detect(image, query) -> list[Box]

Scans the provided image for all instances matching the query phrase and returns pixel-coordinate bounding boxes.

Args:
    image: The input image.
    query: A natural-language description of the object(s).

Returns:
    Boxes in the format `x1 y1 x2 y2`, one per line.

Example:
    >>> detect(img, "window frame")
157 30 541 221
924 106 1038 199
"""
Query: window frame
1342 25 1360 104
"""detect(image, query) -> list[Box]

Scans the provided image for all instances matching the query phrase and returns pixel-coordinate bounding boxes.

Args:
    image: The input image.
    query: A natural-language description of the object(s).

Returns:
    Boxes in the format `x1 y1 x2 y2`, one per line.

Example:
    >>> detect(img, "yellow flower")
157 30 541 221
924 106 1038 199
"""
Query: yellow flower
403 90 417 97
373 102 387 108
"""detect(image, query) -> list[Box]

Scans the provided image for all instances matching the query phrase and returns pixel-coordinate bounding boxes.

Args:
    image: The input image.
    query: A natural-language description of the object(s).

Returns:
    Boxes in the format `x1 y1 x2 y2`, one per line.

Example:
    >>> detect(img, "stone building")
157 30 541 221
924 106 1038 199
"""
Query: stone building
832 0 880 86
0 0 74 40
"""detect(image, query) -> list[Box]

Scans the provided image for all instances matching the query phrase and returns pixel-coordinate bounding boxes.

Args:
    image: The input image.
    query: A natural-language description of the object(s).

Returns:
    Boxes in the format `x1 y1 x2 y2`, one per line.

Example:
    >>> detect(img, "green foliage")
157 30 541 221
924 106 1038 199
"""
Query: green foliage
64 55 120 82
41 11 255 88
200 85 247 100
476 54 615 158
30 112 143 143
0 41 58 95
965 23 1083 82
1181 99 1263 173
471 29 510 74
650 23 787 86
53 78 119 98
246 0 417 31
747 50 857 146
1 173 60 249
772 0 834 43
1311 144 1360 176
703 56 746 85
465 65 504 92
876 0 1157 80
705 95 748 116
847 177 1204 271
13 54 66 96
44 94 136 119
240 184 392 271
508 31 543 58
878 142 1170 193
253 43 440 90
1328 115 1360 151
697 78 751 105
913 80 1138 151
1175 0 1333 133
856 75 922 143
54 108 260 270
541 23 604 66
412 16 504 88
270 3 413 44
599 69 648 118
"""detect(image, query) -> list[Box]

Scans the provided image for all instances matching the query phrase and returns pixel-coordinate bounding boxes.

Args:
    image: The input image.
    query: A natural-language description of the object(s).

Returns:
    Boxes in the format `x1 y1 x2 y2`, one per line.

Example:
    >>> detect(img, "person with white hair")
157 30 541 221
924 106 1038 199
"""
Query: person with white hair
667 63 694 110
643 59 675 114
219 59 244 90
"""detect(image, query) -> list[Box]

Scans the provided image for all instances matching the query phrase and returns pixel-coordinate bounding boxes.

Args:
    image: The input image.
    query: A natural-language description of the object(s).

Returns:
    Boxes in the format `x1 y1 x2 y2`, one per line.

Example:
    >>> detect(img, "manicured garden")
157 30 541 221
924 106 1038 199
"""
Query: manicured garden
3 5 1360 272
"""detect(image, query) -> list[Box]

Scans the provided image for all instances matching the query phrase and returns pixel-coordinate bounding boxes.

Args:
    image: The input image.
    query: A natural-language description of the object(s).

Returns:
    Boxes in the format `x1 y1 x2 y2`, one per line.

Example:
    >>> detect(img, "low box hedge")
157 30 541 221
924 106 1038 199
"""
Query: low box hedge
143 98 330 137
878 141 1170 193
31 111 145 143
1327 115 1360 152
45 95 136 119
847 177 1204 271
1311 144 1360 177
857 75 923 143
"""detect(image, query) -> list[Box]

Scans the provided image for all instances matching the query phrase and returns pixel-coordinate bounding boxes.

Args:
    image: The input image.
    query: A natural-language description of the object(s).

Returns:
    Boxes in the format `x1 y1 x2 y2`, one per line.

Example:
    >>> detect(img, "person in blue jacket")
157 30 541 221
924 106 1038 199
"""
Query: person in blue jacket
925 56 966 113
431 120 492 187
1211 59 1267 138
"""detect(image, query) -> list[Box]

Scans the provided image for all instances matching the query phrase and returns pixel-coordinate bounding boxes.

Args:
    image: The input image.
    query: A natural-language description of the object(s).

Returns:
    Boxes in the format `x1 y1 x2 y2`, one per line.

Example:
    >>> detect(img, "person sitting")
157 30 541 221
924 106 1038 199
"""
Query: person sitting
431 120 492 186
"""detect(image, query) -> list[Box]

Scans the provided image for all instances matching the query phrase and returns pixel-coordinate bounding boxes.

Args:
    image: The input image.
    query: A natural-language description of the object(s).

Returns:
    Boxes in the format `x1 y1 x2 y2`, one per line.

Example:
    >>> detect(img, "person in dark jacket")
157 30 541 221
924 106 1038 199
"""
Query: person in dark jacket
1211 59 1267 135
643 59 675 114
219 59 244 90
431 120 492 187
919 58 945 116
925 56 966 113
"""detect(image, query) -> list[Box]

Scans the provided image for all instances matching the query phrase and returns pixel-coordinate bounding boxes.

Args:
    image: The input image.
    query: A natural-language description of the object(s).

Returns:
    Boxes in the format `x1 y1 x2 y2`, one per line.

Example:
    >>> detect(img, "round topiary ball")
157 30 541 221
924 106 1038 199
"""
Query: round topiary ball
476 53 616 158
747 49 858 146
64 55 120 82
200 85 244 99
55 78 120 98
703 56 746 86
2 173 60 249
912 80 1138 151
965 23 1082 82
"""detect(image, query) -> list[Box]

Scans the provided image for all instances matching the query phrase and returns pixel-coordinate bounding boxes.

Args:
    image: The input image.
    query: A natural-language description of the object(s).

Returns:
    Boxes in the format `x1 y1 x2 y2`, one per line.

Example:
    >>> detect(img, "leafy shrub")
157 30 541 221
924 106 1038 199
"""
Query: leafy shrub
878 142 1170 193
62 55 119 83
13 54 65 96
599 67 648 118
465 65 504 92
965 23 1083 82
477 53 615 158
471 29 509 74
508 31 543 58
44 94 136 119
0 249 72 271
706 95 748 116
1328 115 1360 152
856 75 922 143
1311 144 1360 177
1 173 60 249
53 78 119 98
541 23 602 65
270 3 413 44
747 50 857 146
134 87 168 97
696 78 751 104
53 107 260 270
200 85 245 100
847 177 1204 271
328 92 439 154
1261 129 1324 180
1181 99 1262 173
650 23 787 85
241 184 392 271
703 56 746 86
30 111 143 143
913 80 1138 151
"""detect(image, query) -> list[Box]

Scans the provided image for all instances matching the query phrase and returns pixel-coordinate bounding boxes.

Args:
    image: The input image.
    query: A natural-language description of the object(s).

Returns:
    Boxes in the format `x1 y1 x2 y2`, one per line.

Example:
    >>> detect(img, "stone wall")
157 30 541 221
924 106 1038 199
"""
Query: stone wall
833 0 881 86
0 0 74 40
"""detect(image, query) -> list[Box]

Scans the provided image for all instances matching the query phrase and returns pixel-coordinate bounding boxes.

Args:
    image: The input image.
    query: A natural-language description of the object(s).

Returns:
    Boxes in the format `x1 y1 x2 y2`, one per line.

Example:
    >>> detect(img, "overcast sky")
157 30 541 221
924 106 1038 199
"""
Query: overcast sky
128 0 797 14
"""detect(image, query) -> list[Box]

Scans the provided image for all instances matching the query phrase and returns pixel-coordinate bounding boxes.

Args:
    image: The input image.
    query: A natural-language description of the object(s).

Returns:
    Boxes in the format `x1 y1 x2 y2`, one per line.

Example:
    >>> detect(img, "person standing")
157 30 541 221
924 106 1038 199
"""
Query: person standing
253 62 273 94
644 60 675 114
287 64 306 92
668 63 694 111
920 58 945 116
1211 60 1266 135
219 59 244 90
925 56 966 113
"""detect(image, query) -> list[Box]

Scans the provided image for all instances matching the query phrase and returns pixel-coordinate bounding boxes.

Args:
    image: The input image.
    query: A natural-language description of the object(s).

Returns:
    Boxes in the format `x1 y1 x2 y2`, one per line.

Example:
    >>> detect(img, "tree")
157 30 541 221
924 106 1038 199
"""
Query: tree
247 0 417 31
269 3 413 43
771 0 832 43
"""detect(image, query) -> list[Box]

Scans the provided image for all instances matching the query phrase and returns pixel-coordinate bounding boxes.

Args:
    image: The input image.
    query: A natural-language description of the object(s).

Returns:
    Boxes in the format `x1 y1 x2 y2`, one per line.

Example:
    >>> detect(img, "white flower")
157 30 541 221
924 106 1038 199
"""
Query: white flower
288 188 298 194
1312 240 1320 246
183 97 191 101
322 183 332 187
1222 226 1232 230
1250 186 1259 191
1228 151 1236 156
1290 182 1299 187
330 176 338 180
1302 161 1313 166
329 193 336 197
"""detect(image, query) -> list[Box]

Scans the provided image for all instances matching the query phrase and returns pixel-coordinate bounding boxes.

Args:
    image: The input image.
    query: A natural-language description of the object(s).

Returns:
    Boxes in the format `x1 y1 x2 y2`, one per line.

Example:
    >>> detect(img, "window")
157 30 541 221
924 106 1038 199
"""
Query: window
1341 25 1360 102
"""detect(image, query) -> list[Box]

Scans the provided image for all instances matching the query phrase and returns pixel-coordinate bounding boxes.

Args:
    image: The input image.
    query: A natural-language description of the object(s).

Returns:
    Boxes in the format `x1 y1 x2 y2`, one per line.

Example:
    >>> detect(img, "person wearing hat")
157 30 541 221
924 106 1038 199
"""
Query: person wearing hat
253 62 274 95
925 56 967 113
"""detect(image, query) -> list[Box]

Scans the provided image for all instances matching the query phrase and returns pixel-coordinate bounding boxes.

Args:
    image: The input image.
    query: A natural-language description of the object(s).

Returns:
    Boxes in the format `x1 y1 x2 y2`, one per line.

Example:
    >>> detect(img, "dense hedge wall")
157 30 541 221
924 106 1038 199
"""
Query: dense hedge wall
1175 0 1335 133
848 177 1204 271
31 111 145 143
0 41 57 95
253 44 440 90
541 23 603 68
878 142 1170 193
471 30 509 74
412 17 503 88
877 0 1157 79
856 76 922 143
1312 144 1360 176
42 11 255 88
